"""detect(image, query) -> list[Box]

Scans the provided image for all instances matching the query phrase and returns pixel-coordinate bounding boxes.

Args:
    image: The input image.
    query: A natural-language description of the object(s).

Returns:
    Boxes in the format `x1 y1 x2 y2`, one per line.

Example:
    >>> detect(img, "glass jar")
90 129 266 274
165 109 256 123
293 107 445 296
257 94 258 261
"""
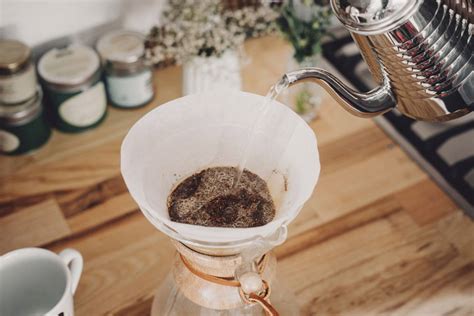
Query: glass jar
38 45 107 133
0 87 51 155
96 30 154 109
0 40 38 104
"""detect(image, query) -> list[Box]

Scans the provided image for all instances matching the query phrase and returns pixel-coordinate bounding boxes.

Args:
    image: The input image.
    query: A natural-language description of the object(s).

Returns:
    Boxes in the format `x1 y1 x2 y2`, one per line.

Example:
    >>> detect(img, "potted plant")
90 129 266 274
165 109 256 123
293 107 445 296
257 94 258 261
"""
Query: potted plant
276 0 332 122
146 0 279 95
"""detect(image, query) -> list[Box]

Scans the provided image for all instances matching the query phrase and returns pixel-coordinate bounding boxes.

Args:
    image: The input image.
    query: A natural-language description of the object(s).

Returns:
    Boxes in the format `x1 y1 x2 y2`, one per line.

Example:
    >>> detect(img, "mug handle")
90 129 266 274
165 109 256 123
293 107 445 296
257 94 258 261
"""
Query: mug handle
59 248 83 295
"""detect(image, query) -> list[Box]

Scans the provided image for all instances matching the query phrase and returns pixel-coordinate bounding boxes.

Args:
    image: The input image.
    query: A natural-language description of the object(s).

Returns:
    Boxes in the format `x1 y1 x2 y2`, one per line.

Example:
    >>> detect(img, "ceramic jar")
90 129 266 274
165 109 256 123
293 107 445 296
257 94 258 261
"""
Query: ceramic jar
0 40 38 104
182 49 241 95
38 45 107 133
0 87 51 155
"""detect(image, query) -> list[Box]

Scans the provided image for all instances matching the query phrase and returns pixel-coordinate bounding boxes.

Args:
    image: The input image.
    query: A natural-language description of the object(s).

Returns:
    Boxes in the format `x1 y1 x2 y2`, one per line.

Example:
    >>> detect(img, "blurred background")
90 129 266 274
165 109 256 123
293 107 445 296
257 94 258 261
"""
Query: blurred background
1 0 164 46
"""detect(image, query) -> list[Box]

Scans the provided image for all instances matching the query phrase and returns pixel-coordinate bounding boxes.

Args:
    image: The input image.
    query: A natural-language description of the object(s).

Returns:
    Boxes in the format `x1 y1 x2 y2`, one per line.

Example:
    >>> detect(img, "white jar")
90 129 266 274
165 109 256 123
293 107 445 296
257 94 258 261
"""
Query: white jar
0 40 38 104
97 30 154 108
182 49 241 95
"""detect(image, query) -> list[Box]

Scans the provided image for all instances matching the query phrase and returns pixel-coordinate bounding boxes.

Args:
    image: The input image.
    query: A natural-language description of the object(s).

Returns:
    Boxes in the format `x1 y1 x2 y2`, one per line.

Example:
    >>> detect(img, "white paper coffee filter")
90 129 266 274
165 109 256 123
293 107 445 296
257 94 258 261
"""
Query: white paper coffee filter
121 90 320 245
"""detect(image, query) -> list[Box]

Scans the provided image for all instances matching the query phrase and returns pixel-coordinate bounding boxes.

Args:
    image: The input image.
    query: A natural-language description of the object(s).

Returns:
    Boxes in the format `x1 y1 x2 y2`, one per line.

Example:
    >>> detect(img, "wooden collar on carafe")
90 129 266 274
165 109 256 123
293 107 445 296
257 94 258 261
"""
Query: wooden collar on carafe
179 253 279 316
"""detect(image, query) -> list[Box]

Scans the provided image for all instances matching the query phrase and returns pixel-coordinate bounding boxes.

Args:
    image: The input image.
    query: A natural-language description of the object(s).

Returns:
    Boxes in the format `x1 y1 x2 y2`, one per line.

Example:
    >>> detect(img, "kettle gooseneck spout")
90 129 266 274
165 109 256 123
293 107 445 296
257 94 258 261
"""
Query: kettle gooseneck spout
284 68 397 118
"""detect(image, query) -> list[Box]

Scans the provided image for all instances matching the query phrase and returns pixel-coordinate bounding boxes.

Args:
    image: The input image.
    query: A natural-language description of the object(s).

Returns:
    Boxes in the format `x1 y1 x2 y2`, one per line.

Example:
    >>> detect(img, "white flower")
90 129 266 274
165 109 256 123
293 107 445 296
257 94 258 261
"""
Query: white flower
147 1 278 65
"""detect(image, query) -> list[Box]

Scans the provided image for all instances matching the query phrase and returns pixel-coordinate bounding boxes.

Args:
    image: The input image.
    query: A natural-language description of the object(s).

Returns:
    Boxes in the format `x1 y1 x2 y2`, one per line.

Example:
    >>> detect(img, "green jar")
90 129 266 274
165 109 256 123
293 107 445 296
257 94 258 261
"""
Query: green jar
38 45 107 133
0 88 51 155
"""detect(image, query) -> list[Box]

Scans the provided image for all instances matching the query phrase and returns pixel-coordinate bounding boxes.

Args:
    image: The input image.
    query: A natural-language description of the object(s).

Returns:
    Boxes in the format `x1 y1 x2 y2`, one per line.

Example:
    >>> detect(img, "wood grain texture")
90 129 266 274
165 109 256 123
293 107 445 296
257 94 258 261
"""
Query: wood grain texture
394 178 458 226
279 212 472 315
0 199 70 253
1 36 473 316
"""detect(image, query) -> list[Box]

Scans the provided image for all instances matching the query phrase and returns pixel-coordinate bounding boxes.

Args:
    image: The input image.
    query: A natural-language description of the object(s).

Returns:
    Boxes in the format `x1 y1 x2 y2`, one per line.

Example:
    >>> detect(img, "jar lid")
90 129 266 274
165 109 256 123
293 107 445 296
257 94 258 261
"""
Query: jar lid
96 30 145 64
0 40 31 75
0 87 42 125
38 45 100 86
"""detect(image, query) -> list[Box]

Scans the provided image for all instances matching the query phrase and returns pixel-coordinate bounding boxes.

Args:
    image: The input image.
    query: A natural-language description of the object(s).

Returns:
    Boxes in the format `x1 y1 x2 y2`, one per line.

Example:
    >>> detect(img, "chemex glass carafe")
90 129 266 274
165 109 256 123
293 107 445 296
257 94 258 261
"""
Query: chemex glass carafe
121 90 320 315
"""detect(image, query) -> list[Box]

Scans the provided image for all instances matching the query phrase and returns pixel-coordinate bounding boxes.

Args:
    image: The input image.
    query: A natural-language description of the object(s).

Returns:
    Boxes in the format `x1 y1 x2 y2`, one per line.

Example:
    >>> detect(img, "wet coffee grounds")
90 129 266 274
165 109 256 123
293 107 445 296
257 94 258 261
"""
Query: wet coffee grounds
168 167 275 228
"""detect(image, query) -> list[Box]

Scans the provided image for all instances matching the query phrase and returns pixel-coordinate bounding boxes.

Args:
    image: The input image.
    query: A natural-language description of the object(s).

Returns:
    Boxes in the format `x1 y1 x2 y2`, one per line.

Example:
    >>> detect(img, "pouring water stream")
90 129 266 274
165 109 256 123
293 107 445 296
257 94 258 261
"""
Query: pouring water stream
231 76 290 190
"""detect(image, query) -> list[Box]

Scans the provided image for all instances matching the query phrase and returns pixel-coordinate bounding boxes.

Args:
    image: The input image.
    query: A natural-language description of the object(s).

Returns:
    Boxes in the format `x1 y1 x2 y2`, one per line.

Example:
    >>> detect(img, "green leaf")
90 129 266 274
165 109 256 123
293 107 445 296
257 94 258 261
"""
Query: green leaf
276 0 332 60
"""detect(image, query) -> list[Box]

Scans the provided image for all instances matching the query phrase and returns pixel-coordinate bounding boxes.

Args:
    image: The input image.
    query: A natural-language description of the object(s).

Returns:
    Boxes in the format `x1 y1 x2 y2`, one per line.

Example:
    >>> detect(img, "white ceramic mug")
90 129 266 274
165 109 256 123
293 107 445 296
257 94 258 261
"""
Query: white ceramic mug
0 247 83 316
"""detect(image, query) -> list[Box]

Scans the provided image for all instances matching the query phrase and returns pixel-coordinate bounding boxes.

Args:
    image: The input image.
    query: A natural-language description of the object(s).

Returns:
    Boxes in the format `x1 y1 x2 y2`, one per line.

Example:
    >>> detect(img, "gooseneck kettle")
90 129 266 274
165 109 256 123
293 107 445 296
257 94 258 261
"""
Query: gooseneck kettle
285 0 473 121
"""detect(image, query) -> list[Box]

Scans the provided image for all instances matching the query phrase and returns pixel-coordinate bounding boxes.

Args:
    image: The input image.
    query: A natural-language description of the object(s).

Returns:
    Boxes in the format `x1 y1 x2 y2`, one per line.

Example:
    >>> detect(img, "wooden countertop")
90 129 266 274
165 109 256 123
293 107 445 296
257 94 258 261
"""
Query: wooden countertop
1 37 473 316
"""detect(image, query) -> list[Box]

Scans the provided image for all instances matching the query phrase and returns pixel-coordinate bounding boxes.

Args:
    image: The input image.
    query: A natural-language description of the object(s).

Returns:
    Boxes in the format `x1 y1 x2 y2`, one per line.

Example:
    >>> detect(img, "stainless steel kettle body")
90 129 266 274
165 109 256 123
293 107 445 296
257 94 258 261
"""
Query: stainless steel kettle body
285 0 473 121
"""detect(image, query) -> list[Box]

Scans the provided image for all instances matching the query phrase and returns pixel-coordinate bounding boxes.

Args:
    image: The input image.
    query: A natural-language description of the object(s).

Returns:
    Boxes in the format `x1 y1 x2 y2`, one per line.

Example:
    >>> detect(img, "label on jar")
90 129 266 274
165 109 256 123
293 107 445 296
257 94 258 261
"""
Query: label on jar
106 71 153 107
0 130 20 153
59 82 106 127
0 65 37 103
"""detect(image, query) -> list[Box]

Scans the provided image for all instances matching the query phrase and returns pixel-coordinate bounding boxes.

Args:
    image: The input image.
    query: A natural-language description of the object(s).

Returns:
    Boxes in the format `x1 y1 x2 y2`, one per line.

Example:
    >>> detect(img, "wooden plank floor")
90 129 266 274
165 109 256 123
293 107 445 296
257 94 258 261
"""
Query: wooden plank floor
1 36 473 316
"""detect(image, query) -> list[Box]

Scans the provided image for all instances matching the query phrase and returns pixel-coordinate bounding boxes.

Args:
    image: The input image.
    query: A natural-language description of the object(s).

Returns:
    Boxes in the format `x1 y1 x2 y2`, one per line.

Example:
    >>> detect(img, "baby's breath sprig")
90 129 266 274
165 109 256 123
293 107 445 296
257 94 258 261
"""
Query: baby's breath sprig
146 0 279 66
